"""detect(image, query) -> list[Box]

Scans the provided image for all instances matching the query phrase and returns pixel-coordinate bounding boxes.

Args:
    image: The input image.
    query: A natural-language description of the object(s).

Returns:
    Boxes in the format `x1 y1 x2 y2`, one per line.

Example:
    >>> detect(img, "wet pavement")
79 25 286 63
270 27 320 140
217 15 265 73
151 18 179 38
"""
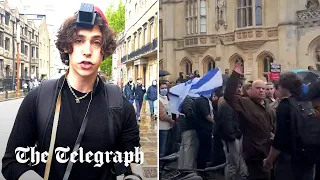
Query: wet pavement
135 100 158 179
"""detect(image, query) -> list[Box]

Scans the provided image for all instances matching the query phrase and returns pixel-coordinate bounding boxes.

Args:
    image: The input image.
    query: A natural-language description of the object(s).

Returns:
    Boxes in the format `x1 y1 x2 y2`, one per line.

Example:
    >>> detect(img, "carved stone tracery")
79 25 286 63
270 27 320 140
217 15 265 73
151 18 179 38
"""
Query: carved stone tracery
215 0 227 30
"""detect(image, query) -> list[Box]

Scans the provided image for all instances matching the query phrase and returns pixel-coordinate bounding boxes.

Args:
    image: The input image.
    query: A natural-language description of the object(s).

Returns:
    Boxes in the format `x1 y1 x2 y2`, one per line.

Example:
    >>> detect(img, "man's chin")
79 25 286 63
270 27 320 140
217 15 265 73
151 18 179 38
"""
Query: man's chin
75 69 98 77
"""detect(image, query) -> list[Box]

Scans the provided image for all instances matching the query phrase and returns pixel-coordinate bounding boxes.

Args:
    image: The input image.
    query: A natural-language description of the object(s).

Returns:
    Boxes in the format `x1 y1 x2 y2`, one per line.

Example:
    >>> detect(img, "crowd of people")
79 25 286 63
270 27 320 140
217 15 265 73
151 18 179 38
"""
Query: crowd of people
123 77 158 121
159 63 320 180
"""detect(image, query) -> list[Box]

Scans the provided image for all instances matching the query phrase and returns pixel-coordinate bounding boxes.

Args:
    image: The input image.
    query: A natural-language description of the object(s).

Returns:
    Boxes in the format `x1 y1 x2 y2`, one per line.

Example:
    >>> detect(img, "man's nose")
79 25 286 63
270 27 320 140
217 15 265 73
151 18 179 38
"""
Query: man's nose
82 42 92 56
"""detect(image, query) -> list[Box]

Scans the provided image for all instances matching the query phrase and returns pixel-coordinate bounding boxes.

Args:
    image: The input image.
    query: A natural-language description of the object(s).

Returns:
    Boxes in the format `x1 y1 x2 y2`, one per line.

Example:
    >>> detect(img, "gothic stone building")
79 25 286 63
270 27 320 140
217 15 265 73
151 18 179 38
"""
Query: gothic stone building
0 0 41 90
159 0 320 82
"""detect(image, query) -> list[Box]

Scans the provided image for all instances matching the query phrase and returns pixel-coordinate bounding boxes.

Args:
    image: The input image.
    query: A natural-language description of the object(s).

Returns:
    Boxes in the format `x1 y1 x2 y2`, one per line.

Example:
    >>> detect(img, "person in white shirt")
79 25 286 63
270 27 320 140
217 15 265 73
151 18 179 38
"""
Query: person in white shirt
159 80 174 157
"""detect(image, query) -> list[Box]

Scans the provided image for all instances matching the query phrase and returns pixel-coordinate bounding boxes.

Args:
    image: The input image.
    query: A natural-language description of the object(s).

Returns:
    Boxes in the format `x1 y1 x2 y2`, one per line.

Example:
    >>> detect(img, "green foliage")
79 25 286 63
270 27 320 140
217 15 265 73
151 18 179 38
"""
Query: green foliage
100 0 125 76
100 57 112 76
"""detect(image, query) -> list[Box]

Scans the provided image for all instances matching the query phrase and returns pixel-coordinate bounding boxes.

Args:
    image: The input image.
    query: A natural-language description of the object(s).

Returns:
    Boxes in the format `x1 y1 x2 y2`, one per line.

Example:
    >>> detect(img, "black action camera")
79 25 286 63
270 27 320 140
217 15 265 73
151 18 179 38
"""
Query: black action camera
77 3 97 29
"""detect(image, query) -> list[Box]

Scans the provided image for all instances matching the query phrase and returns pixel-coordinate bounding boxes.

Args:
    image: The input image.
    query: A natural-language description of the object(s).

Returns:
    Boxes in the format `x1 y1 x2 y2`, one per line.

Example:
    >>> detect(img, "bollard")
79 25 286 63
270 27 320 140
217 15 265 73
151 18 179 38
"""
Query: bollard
5 90 8 99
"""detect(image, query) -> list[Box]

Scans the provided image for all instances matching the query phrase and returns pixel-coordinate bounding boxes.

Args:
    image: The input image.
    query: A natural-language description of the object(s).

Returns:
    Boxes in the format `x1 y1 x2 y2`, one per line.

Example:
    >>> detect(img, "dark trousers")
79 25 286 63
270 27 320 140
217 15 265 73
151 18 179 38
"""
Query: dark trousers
315 164 320 180
274 153 293 180
148 100 155 115
135 100 143 119
196 131 211 169
246 160 271 180
291 162 315 180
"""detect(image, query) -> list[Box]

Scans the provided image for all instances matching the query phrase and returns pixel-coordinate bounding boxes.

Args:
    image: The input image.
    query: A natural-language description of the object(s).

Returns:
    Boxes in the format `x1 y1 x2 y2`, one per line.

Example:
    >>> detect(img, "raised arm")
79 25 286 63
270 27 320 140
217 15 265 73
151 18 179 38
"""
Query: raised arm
224 63 246 112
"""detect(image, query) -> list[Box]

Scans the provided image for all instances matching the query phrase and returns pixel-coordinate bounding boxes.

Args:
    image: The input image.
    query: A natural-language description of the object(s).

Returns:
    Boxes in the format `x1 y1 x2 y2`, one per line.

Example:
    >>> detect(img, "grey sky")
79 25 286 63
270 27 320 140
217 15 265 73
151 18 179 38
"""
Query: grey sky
9 0 120 28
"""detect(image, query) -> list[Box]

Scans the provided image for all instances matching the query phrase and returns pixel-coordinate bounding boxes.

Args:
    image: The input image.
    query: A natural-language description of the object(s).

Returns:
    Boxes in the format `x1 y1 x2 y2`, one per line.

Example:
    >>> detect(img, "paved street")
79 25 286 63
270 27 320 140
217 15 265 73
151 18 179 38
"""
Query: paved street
0 98 158 180
0 98 23 180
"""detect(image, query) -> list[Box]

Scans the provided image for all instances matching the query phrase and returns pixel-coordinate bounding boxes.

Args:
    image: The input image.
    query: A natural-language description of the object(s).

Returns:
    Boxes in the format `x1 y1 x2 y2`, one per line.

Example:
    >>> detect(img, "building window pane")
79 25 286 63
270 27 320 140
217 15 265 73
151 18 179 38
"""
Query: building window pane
255 0 262 26
193 0 197 16
200 17 206 33
263 56 273 72
237 9 242 28
151 23 154 40
248 5 253 26
237 0 254 28
186 1 189 17
200 0 206 16
189 1 192 16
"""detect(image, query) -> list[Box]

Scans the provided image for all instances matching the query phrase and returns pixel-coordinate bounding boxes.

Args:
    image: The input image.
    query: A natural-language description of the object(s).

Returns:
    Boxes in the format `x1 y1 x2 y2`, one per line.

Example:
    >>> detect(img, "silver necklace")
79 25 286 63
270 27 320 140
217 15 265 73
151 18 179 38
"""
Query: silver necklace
67 79 91 103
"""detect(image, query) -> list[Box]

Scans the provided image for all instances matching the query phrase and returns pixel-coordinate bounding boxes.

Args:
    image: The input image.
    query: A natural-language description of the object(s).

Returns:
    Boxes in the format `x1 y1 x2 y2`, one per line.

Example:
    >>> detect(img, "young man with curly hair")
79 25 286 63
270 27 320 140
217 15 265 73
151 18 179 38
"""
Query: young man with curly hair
2 4 141 180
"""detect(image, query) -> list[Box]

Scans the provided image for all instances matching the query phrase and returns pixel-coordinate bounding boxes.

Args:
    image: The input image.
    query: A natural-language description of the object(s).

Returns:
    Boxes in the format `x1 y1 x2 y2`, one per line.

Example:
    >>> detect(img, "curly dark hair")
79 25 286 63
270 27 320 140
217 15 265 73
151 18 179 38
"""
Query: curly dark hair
278 72 302 96
55 13 116 65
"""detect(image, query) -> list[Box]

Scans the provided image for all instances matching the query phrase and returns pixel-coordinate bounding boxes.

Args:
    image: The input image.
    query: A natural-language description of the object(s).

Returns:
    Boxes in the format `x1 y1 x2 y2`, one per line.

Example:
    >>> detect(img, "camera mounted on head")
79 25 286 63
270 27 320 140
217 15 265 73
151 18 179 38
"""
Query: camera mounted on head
62 3 108 65
76 3 108 29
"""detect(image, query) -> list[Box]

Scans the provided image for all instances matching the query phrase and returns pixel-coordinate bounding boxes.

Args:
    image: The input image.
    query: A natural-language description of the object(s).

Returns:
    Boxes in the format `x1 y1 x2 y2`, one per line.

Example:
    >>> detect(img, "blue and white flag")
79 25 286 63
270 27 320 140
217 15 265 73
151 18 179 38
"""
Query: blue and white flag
168 68 223 113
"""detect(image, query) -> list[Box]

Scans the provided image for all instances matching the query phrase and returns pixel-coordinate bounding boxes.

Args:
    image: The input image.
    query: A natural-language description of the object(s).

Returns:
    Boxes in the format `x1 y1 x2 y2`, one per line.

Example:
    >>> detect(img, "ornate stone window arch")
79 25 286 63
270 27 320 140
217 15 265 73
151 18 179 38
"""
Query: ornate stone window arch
180 58 193 75
257 51 275 81
308 36 320 70
229 54 244 73
202 56 215 73
315 45 320 70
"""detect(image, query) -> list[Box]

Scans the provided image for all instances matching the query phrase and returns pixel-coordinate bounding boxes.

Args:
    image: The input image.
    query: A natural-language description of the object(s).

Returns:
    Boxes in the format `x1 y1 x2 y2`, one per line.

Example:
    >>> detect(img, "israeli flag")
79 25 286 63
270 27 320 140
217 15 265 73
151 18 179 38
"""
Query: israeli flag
168 68 223 113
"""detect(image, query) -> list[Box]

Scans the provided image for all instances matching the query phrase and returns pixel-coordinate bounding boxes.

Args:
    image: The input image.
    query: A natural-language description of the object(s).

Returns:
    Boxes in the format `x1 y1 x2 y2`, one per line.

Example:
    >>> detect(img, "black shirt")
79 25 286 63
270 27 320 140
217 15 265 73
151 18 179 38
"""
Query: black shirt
2 79 140 180
193 96 212 135
272 98 292 154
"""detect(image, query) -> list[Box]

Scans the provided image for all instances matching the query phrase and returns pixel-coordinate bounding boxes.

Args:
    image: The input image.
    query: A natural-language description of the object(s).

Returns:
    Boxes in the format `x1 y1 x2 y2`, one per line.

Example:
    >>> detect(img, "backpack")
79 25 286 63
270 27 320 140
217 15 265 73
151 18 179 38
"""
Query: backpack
181 95 197 122
288 97 320 163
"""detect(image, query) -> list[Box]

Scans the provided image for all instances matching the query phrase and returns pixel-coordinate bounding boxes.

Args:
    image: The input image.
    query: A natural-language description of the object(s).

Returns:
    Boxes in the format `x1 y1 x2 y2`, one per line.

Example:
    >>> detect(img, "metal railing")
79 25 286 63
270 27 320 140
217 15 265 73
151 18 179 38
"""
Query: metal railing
121 38 158 63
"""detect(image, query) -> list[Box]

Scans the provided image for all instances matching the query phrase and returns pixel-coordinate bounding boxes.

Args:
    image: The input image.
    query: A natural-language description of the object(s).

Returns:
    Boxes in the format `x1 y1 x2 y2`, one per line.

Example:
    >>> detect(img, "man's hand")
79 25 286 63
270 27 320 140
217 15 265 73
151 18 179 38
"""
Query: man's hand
270 132 275 140
234 62 243 75
263 158 273 170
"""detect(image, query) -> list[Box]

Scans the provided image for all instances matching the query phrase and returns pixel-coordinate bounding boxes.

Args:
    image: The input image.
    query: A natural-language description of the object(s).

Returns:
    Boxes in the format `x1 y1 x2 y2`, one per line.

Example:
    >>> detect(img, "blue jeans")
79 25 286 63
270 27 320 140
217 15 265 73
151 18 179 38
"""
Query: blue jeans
148 100 155 115
135 100 143 119
159 130 169 158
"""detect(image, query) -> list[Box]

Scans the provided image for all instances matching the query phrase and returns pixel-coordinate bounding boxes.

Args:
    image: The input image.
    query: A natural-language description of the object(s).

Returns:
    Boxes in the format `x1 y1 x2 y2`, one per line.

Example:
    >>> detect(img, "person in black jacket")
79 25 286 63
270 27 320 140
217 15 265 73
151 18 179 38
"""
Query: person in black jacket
177 96 198 169
134 78 146 121
216 84 248 180
123 78 135 104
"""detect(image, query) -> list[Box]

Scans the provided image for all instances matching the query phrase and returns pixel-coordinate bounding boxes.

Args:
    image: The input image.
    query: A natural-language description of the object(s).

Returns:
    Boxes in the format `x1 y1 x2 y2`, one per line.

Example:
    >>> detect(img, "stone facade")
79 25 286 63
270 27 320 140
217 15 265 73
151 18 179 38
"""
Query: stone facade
0 0 51 90
37 17 52 80
159 0 320 82
115 0 159 87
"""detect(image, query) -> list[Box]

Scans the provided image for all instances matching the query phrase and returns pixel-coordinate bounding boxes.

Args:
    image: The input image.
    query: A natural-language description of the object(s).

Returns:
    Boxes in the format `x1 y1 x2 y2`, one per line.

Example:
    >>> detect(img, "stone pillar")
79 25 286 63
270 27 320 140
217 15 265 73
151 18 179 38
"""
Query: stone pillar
163 3 176 82
278 0 299 71
154 13 158 38
249 51 259 81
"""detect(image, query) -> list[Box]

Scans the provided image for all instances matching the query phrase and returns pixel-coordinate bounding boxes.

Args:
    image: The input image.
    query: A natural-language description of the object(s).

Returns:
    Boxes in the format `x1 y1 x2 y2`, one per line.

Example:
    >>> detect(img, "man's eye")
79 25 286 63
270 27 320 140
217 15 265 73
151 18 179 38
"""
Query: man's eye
75 39 83 44
93 41 102 46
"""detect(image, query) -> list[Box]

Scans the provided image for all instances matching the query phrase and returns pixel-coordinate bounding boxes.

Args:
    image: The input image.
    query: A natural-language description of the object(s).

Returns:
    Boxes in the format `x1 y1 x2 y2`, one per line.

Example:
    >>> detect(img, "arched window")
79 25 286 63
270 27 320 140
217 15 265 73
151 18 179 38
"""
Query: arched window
255 0 262 26
263 55 274 73
185 61 192 75
5 65 9 77
203 56 215 73
207 60 215 72
315 45 320 70
257 52 275 81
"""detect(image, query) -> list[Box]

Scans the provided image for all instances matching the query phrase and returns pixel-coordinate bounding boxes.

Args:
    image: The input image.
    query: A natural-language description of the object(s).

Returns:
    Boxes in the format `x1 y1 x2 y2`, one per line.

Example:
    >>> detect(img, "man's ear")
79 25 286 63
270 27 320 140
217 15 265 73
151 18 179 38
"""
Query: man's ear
64 49 70 54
